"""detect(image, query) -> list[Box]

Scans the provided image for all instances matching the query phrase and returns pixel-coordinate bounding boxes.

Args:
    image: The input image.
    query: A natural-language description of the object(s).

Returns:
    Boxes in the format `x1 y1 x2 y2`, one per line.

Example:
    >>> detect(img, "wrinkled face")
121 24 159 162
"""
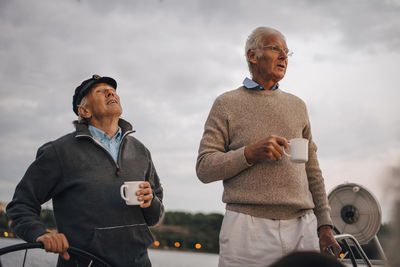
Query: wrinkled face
250 33 289 83
81 83 122 120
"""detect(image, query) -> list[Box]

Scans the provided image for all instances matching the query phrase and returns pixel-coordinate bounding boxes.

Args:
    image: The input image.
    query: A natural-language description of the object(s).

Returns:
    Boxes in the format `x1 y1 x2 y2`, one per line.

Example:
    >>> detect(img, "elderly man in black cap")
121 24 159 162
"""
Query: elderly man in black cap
6 75 164 267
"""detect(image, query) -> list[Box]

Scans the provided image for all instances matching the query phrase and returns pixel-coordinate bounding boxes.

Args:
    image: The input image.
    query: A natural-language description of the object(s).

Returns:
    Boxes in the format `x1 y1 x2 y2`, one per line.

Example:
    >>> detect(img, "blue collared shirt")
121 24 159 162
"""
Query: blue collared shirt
88 125 122 163
243 77 279 91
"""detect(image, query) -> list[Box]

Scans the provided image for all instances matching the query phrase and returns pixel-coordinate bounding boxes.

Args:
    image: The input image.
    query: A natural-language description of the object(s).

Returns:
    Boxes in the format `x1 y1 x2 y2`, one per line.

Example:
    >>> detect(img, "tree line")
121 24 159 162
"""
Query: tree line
150 211 223 253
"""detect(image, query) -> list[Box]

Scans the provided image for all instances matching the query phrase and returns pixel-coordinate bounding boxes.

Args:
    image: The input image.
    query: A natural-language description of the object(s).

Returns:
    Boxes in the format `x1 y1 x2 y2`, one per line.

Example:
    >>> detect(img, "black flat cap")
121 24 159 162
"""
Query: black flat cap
73 74 117 115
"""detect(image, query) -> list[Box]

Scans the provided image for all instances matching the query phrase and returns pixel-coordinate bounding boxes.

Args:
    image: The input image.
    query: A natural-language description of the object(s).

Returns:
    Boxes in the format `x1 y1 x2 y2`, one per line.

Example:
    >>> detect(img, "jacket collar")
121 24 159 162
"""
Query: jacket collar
75 118 135 138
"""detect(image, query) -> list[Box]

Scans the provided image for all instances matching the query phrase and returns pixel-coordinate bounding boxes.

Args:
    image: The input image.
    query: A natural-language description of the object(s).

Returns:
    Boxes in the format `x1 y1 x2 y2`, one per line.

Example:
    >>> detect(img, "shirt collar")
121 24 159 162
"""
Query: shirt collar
243 77 279 91
88 125 122 141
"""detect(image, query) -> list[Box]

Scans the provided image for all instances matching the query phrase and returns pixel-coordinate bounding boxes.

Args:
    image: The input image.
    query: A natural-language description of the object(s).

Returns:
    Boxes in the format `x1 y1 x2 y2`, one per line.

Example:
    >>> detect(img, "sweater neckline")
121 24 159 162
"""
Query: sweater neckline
241 86 282 96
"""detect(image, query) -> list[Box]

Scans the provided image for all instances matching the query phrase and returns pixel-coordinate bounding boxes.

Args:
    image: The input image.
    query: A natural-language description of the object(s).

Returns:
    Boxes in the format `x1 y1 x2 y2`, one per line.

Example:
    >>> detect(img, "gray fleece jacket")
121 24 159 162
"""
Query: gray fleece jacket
6 119 164 267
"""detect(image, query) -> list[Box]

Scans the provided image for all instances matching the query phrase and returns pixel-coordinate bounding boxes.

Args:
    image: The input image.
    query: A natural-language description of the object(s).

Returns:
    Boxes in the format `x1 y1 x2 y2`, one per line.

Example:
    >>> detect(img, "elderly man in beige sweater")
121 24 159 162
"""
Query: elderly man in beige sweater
196 27 341 266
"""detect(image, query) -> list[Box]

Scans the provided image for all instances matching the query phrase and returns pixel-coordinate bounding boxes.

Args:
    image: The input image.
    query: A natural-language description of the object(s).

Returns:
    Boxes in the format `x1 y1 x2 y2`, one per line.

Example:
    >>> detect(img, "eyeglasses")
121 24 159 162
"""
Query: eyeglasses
263 45 293 57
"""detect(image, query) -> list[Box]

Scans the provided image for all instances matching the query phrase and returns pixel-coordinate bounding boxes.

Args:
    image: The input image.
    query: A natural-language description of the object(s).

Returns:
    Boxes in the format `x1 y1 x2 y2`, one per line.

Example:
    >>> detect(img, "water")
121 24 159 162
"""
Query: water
0 238 219 267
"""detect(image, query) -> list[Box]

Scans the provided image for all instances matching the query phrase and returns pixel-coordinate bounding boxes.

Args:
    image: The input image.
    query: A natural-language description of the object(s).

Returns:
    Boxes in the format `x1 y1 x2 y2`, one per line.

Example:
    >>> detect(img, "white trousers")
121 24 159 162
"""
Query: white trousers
218 210 320 267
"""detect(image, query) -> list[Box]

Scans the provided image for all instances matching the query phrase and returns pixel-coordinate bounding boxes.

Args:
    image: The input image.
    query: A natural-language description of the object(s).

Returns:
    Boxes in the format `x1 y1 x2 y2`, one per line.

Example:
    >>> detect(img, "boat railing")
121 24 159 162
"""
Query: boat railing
335 233 373 267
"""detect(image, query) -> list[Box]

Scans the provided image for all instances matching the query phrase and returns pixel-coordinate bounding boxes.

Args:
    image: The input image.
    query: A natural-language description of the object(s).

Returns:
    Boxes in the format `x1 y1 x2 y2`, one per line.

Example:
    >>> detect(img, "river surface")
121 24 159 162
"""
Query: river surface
0 238 219 267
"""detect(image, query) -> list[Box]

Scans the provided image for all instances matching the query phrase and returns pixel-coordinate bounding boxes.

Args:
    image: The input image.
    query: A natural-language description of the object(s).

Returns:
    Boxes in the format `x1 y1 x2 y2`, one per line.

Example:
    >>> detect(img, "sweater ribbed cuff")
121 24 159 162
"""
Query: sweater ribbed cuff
21 224 48 243
235 146 253 168
314 211 333 229
142 196 164 226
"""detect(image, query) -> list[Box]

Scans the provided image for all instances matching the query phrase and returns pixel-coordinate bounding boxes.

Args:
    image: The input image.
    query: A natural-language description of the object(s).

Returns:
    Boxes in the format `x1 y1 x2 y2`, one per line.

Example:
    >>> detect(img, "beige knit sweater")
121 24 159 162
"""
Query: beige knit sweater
196 86 332 227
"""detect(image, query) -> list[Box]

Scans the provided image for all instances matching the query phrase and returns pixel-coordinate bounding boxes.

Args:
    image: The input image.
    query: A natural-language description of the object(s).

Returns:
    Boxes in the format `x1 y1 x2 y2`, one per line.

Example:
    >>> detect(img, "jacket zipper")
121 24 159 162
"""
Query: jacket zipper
76 130 134 176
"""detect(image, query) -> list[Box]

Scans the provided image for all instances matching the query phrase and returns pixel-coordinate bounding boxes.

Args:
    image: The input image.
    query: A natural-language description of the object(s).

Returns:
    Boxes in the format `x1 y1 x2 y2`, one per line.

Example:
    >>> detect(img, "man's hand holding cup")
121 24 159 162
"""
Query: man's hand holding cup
120 181 153 208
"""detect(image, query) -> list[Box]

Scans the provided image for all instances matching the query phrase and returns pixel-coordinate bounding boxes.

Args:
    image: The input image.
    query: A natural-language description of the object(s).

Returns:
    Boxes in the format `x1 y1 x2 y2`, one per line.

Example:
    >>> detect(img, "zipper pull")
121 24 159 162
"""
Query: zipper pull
116 167 121 176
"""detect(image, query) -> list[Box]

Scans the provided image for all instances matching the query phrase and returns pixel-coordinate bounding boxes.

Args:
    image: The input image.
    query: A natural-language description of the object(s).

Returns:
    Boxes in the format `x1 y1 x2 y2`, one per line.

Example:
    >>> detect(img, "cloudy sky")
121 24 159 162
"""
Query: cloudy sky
1 0 399 222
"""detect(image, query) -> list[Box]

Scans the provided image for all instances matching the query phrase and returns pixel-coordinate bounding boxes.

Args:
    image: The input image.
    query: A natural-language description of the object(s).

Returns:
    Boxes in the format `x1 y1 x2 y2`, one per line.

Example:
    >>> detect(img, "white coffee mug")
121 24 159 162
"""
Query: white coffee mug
120 181 144 205
284 138 309 163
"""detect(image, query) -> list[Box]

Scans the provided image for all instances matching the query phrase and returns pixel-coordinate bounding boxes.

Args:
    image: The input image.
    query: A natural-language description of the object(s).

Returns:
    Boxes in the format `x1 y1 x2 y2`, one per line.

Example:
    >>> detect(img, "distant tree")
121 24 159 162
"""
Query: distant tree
387 162 400 266
151 211 223 253
0 211 9 230
40 209 56 229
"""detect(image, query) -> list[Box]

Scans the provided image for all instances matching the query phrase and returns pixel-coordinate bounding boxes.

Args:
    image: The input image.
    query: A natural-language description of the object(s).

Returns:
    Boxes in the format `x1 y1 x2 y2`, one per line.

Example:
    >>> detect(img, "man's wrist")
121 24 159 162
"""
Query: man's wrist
318 225 333 233
244 146 254 164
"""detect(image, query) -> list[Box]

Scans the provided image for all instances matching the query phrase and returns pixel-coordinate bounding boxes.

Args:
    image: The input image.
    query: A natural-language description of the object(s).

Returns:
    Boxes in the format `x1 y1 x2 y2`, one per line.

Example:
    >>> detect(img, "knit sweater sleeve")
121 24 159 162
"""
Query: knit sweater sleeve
196 95 252 184
303 111 333 228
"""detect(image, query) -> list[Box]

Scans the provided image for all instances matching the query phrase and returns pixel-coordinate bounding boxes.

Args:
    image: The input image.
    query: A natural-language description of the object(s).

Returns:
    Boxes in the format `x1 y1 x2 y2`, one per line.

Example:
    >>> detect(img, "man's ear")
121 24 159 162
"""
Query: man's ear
247 49 258 64
78 105 92 119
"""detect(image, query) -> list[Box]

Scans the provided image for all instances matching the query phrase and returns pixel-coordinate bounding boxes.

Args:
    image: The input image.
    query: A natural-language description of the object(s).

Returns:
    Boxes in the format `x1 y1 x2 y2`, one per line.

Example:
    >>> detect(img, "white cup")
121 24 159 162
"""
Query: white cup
284 138 309 163
120 181 144 205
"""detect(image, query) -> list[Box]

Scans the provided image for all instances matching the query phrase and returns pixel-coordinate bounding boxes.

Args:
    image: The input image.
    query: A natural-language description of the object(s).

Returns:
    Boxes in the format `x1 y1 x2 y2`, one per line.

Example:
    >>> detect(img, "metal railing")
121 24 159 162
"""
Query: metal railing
0 242 111 267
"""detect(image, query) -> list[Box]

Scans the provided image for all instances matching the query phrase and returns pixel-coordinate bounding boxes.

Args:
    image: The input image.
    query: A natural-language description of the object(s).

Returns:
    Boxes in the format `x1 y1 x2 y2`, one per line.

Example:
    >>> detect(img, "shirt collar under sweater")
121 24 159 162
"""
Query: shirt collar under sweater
243 77 279 91
88 125 122 163
74 118 135 138
74 119 135 163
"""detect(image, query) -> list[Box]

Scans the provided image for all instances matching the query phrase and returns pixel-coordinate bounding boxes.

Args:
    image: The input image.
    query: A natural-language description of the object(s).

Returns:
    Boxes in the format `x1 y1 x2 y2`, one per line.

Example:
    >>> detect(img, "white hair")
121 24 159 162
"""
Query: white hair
245 27 286 74
77 96 91 123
